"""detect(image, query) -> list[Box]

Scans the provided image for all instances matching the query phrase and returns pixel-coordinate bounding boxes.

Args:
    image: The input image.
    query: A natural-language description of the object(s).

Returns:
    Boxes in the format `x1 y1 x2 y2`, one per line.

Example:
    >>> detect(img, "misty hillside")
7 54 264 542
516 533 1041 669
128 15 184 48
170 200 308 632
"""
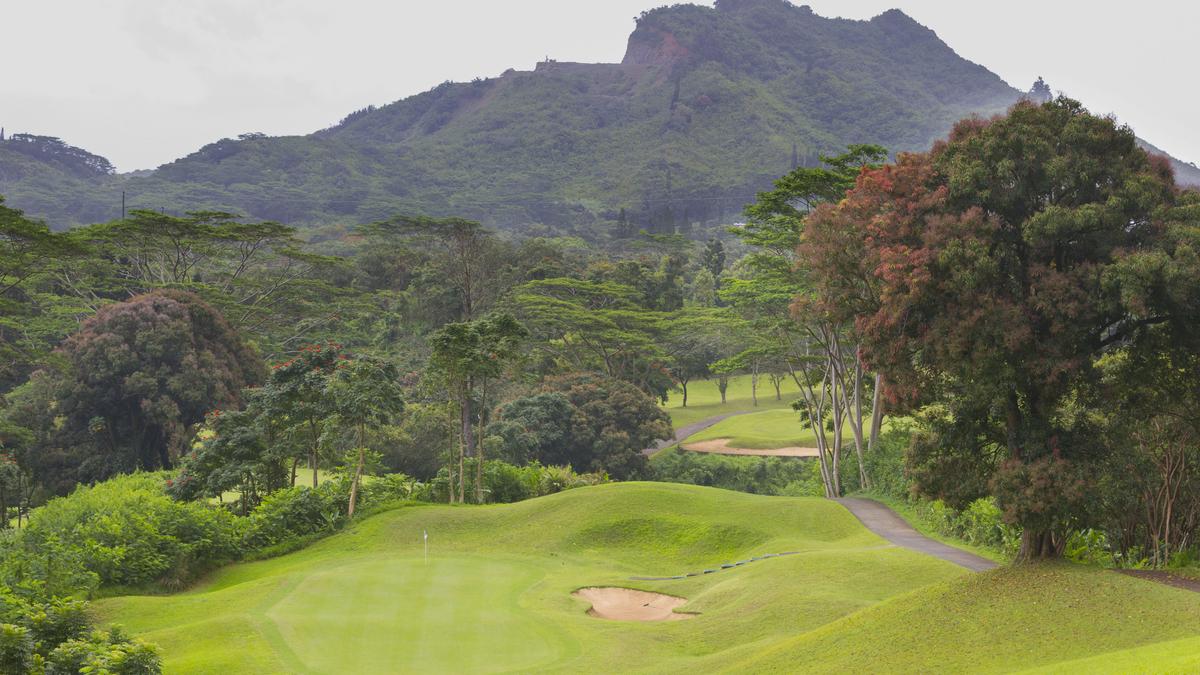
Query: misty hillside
1 0 1195 233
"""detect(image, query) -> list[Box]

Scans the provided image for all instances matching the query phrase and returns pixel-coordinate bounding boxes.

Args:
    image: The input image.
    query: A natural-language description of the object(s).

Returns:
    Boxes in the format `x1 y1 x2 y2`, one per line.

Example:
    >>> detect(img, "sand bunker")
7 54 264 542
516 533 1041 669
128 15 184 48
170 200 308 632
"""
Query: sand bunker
573 587 694 621
682 438 819 457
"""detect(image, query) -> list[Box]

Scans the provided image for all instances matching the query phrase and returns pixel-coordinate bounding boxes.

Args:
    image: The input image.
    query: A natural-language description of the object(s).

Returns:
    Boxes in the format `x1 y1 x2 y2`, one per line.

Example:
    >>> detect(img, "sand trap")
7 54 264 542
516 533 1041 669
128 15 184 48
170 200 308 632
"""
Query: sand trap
682 438 819 457
572 587 694 621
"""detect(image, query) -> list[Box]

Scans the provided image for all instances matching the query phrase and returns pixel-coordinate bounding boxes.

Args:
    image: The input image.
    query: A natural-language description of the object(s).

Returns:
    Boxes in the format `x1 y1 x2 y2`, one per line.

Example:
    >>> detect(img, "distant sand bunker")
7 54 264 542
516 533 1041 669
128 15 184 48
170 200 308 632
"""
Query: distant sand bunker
683 438 819 457
573 587 694 621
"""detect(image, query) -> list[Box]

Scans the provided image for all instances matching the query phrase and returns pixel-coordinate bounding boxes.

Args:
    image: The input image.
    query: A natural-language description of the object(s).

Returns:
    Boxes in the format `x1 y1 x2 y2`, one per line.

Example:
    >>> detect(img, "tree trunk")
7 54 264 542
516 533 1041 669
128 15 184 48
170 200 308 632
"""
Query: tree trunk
851 357 870 490
310 448 319 488
459 385 472 504
1018 530 1064 561
868 372 884 454
290 457 298 487
751 365 759 407
348 422 366 517
718 376 728 404
681 380 688 408
348 447 365 517
475 384 489 504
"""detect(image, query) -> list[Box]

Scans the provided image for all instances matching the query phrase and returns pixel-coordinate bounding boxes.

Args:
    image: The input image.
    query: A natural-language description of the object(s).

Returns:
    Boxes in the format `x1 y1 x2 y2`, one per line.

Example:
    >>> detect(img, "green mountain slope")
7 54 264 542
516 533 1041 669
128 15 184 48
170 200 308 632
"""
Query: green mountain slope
1 0 1195 232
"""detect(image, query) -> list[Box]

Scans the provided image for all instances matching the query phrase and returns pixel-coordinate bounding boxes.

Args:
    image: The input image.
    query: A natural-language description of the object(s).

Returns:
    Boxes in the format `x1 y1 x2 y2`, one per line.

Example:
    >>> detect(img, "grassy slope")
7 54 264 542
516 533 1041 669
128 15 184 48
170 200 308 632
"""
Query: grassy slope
723 564 1200 674
665 375 800 429
94 483 960 673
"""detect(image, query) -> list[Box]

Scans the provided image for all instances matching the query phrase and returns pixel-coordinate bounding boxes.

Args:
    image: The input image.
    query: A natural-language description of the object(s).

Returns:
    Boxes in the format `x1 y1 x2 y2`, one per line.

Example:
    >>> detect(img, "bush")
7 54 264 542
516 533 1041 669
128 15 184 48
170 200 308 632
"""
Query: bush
46 626 161 675
241 479 348 551
0 624 33 674
17 473 240 590
650 447 822 496
428 460 607 504
907 497 1020 557
26 599 89 655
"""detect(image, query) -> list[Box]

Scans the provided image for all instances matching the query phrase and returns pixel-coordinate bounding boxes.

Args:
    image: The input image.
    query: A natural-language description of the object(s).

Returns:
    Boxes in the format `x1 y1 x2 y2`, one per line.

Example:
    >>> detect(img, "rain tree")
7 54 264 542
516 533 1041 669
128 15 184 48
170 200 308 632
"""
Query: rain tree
818 98 1200 559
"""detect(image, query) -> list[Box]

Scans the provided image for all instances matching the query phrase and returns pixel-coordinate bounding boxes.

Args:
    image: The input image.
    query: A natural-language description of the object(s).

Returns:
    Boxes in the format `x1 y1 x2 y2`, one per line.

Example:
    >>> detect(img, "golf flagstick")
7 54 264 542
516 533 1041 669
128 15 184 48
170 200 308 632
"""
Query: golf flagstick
424 529 428 564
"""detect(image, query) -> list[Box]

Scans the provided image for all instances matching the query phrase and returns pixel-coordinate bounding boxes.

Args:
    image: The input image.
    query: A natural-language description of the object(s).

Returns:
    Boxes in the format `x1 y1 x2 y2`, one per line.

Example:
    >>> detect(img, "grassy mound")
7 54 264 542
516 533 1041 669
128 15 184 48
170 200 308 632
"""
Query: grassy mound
725 563 1200 674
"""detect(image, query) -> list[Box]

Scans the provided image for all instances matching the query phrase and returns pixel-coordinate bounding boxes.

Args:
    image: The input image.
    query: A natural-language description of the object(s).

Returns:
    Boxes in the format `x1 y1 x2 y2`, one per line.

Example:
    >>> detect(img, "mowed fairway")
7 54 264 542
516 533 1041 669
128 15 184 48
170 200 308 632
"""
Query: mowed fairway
665 375 800 428
93 483 1200 673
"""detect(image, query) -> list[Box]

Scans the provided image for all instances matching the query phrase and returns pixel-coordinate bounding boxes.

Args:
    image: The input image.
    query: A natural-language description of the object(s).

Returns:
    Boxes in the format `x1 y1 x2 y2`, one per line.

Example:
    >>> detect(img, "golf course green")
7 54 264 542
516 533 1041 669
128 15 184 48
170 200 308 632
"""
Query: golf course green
93 482 1200 673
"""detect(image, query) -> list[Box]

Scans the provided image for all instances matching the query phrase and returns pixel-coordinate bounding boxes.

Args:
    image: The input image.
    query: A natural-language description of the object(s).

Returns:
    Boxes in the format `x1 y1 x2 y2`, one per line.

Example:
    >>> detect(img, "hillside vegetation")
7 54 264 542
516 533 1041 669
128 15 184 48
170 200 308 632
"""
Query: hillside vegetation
1 1 1024 230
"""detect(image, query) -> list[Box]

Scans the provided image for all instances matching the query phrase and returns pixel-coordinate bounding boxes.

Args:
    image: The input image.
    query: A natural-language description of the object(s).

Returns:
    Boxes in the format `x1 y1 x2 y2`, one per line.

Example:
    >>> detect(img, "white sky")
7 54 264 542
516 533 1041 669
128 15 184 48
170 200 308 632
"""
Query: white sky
2 0 1195 171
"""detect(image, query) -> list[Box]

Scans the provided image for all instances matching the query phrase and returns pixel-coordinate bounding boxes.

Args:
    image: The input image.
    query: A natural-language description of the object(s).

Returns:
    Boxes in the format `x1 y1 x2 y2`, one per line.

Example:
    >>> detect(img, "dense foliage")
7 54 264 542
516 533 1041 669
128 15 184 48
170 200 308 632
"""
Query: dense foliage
12 291 262 495
487 372 673 479
806 98 1200 559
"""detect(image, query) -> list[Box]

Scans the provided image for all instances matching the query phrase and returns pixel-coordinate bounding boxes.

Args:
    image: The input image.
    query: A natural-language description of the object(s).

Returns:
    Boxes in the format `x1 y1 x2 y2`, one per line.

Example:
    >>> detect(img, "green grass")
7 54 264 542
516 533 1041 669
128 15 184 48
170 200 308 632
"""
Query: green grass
94 483 960 673
93 482 1200 673
723 563 1200 673
682 408 861 450
665 375 800 429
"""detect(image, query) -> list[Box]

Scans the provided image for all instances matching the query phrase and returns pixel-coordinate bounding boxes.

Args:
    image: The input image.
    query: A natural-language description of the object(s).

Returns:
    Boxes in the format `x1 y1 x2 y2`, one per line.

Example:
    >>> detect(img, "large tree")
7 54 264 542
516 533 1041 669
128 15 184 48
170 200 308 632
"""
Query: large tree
327 355 405 516
429 313 526 503
51 290 263 488
489 373 671 479
814 98 1200 559
726 145 888 496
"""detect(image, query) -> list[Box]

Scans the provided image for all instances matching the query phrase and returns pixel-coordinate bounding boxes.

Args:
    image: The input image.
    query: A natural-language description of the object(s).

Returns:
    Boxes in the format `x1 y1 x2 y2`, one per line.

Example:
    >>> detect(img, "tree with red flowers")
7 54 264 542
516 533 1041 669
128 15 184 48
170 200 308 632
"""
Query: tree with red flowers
809 98 1200 559
257 343 345 488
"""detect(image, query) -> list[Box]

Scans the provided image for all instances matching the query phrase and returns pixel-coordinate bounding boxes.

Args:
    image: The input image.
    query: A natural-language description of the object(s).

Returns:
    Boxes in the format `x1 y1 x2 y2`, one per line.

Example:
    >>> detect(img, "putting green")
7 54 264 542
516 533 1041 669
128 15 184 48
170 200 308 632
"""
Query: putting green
268 557 567 673
682 408 828 450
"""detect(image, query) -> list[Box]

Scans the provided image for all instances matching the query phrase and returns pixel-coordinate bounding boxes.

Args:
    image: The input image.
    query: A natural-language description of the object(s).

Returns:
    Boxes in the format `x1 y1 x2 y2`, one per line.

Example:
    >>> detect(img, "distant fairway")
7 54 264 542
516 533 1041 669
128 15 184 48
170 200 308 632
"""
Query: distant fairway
664 375 800 428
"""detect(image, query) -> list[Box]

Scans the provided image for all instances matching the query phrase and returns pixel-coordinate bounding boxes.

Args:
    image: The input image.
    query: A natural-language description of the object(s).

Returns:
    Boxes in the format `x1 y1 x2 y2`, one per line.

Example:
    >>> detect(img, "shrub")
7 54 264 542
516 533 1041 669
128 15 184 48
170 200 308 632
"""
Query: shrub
18 474 240 589
0 624 33 674
428 460 606 504
46 626 161 675
241 479 348 551
650 447 822 496
26 599 89 655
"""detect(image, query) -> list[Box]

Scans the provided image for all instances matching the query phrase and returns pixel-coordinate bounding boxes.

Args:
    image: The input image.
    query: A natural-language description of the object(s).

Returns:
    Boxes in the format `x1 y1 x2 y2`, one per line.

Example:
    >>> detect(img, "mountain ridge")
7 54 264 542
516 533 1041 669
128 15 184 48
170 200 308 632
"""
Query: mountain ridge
1 1 1196 232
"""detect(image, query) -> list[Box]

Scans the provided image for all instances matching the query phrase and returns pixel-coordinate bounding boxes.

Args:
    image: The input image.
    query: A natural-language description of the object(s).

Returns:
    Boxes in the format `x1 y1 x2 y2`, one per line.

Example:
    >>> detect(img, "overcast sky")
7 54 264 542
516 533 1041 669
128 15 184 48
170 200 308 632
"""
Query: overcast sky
3 0 1195 171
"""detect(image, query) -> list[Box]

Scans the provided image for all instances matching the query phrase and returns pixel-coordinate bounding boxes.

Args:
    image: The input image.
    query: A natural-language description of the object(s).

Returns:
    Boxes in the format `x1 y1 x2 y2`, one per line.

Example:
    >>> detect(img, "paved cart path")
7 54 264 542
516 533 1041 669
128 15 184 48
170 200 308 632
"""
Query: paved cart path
835 497 998 572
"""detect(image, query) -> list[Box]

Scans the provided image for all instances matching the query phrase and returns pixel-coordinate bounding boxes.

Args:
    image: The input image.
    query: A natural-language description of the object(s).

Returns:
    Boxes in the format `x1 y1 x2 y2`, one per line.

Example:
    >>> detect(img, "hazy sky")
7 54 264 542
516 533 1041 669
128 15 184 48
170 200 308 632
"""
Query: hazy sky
3 0 1195 171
